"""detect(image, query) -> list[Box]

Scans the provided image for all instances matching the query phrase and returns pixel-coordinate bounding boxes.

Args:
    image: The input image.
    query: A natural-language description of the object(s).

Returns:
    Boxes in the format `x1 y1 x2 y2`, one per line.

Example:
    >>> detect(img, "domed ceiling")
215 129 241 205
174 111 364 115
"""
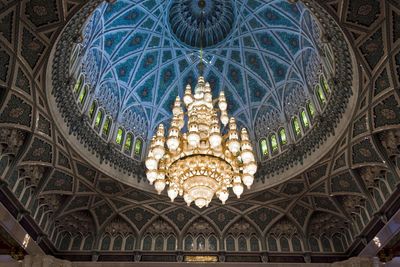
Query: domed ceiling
49 0 357 186
81 0 320 140
1 0 400 263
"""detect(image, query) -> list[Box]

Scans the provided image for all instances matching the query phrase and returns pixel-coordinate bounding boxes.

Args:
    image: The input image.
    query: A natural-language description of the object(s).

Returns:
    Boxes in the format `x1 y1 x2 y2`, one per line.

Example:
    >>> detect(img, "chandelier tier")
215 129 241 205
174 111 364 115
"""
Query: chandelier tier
145 76 257 208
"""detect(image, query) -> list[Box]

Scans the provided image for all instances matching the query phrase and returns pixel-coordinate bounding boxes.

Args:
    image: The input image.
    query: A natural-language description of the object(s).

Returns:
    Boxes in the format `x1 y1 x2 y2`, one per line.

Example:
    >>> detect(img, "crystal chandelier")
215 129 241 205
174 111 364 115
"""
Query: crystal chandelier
145 76 257 208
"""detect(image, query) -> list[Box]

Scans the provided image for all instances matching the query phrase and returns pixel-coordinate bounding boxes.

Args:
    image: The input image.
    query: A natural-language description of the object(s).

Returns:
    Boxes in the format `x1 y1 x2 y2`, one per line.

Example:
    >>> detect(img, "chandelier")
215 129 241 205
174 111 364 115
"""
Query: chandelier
145 76 257 208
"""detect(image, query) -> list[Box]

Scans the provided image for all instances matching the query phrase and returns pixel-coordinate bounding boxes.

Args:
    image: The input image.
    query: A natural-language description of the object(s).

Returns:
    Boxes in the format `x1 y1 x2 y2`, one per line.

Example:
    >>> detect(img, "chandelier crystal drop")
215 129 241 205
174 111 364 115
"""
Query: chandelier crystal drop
145 76 257 208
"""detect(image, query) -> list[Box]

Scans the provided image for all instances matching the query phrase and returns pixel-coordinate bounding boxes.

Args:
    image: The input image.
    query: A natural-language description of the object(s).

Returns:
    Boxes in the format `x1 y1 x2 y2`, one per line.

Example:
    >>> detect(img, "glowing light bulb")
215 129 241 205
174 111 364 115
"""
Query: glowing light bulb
209 133 222 148
154 179 166 194
218 190 229 204
195 198 207 209
145 156 157 170
146 170 158 184
242 174 254 189
241 150 255 164
167 136 179 151
233 183 244 198
184 194 192 206
188 132 200 147
244 161 257 175
168 188 178 202
152 145 165 160
228 140 240 154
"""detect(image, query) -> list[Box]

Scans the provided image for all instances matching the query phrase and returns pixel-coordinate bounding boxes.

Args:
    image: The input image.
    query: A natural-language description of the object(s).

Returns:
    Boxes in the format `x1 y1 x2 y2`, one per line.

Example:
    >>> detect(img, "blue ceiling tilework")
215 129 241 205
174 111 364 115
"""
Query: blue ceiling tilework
81 0 320 139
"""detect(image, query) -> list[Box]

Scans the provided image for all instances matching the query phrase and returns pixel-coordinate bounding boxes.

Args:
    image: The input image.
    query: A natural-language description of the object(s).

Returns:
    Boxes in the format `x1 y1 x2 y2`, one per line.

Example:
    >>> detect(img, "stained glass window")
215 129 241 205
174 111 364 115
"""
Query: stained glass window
316 84 326 104
238 236 247 251
184 236 193 251
83 236 93 251
134 138 143 155
71 235 82 250
78 84 88 104
101 236 111 250
74 75 84 93
95 110 103 128
301 110 309 128
88 101 96 119
154 235 164 251
279 128 287 145
321 236 332 252
208 236 217 251
309 237 320 252
307 101 316 118
250 236 260 251
292 236 302 252
124 133 133 153
270 134 278 152
280 237 290 251
125 235 135 251
197 236 205 251
267 236 277 251
116 128 124 145
321 75 330 94
113 236 122 250
332 234 344 252
226 236 235 251
60 234 71 250
166 236 176 250
292 117 301 137
142 236 152 250
260 139 268 157
102 117 111 137
71 46 80 68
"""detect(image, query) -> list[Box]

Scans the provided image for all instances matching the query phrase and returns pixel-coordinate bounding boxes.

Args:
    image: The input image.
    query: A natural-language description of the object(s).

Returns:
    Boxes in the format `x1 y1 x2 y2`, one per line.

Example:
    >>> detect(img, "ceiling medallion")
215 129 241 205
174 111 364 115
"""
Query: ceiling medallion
145 76 257 208
169 0 234 48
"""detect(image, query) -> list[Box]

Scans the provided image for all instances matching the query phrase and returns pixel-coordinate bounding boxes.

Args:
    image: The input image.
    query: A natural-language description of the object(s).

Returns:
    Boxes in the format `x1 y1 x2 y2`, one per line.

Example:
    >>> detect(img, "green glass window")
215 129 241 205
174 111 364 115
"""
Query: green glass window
270 134 278 152
260 139 268 156
301 110 309 128
88 101 97 119
116 128 124 145
74 75 84 93
325 46 334 67
71 46 80 67
78 85 88 104
279 128 287 145
125 133 133 152
307 102 316 118
316 85 326 105
95 110 103 128
102 117 111 137
134 138 143 155
292 117 301 137
321 75 330 94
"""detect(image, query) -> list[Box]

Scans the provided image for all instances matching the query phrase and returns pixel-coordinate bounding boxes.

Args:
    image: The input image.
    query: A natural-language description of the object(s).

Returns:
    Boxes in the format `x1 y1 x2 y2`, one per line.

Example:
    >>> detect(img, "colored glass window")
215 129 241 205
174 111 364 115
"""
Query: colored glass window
135 138 143 155
260 139 268 156
102 117 111 136
279 128 287 145
270 134 278 152
292 117 301 137
208 236 217 251
74 75 84 93
95 110 103 128
116 128 124 145
316 84 326 104
78 85 88 104
321 75 330 94
307 101 316 117
125 133 133 152
301 110 309 128
88 101 96 119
